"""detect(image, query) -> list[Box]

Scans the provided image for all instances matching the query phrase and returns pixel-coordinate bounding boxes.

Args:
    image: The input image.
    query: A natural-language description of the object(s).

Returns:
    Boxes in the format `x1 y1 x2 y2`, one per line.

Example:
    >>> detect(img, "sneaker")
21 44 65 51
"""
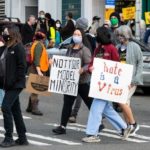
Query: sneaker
122 125 134 140
0 138 16 147
15 138 29 146
82 136 101 143
68 116 76 123
130 124 140 135
52 126 66 135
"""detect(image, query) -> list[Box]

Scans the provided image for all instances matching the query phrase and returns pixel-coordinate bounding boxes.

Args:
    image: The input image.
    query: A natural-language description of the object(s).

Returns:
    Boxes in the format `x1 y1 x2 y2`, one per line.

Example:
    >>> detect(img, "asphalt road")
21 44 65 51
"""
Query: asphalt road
0 88 150 150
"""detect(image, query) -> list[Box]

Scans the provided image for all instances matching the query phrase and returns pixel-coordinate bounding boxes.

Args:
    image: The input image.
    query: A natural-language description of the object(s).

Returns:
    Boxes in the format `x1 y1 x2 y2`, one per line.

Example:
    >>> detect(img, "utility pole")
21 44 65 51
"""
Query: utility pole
135 0 142 40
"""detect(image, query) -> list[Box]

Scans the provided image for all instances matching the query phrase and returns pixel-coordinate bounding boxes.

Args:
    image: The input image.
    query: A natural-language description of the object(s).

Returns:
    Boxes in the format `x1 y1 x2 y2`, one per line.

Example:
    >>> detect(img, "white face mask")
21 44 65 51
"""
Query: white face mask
56 23 61 28
73 36 82 44
40 15 45 19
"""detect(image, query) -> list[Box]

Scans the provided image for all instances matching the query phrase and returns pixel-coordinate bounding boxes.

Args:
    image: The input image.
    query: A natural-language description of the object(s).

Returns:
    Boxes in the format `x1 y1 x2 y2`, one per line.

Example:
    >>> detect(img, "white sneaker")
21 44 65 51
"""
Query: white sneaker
122 126 133 140
82 136 101 143
130 124 140 136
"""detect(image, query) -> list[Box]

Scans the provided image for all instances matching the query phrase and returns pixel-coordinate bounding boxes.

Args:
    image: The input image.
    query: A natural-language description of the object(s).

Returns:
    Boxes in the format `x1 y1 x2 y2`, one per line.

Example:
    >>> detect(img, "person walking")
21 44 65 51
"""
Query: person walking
116 25 143 138
0 25 28 147
69 17 96 123
26 30 49 116
82 26 130 143
52 28 93 134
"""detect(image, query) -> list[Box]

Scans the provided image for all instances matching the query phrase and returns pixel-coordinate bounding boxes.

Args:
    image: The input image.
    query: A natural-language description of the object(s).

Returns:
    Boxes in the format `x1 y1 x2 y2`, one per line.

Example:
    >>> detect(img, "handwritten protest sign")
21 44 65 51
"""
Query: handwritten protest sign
89 58 133 104
145 12 150 25
48 55 81 96
122 6 135 20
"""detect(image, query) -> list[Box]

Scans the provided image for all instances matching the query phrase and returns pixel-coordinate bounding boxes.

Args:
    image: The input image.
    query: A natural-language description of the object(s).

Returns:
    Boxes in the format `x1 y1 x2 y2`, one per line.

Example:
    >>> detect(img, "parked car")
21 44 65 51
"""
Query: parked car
47 37 150 94
0 17 24 34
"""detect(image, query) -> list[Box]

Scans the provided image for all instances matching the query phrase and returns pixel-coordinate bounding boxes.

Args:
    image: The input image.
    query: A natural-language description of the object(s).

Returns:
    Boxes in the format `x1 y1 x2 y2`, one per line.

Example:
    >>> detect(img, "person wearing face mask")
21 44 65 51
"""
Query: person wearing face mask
82 26 130 143
115 25 143 138
36 11 47 33
0 25 28 147
109 12 123 112
47 20 63 48
52 28 93 135
55 20 62 46
26 30 50 116
109 12 122 46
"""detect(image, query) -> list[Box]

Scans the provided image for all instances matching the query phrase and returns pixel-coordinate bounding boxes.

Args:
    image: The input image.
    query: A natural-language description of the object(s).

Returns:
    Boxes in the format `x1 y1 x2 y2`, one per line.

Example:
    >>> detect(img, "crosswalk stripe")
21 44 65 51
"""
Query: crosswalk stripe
0 133 51 146
0 115 31 120
69 123 150 141
0 127 81 146
46 123 149 143
140 125 150 128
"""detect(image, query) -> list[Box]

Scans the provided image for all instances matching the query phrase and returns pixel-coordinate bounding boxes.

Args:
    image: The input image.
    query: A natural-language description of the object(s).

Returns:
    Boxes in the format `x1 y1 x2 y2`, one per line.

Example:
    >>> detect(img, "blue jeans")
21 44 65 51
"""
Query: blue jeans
86 99 127 136
0 89 4 107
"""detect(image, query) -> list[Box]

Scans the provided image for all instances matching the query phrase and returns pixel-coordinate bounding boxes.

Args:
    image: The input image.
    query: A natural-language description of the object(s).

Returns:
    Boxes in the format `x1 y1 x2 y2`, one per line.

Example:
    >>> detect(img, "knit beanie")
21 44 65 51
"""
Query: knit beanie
76 17 88 31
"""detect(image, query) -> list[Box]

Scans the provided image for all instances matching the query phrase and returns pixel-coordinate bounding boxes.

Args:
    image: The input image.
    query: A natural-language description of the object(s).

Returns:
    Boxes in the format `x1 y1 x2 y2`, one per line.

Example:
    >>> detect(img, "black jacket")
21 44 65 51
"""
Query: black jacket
0 43 27 90
61 20 75 40
21 23 35 45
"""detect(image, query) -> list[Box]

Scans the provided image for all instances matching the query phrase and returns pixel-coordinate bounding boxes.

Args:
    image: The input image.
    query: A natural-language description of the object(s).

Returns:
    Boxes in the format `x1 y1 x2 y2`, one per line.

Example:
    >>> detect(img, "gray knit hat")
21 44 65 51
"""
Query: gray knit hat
76 17 88 31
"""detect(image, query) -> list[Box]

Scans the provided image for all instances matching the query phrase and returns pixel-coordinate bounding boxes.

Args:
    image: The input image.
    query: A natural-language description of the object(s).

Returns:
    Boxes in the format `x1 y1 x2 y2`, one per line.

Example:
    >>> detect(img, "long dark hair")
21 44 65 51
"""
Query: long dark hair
96 26 112 45
4 24 22 47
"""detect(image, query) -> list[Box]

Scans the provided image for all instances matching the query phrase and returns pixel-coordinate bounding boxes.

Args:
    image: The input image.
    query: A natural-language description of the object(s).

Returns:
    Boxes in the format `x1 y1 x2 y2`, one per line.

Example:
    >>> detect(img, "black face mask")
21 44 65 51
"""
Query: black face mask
2 34 10 42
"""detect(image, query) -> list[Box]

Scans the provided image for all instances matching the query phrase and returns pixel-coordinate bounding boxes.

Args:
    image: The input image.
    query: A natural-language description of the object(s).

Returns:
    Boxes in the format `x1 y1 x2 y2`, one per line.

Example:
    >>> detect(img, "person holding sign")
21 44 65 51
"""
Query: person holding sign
82 27 129 143
116 25 143 138
26 30 49 116
52 28 93 135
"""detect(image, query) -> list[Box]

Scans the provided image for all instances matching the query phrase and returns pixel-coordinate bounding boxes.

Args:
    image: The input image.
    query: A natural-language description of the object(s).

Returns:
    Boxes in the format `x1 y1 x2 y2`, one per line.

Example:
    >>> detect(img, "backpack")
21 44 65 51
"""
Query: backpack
0 47 8 78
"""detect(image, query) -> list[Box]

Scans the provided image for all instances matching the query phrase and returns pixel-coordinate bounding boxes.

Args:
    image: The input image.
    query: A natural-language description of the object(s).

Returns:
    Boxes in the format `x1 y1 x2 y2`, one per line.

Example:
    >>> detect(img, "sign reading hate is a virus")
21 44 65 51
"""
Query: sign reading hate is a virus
48 55 81 96
89 58 133 104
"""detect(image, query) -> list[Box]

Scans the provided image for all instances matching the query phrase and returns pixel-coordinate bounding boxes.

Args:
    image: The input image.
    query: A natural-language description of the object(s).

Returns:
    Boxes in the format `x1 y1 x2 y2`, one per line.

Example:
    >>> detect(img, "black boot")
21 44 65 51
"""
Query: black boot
15 136 29 146
26 98 32 112
31 99 43 116
0 137 16 148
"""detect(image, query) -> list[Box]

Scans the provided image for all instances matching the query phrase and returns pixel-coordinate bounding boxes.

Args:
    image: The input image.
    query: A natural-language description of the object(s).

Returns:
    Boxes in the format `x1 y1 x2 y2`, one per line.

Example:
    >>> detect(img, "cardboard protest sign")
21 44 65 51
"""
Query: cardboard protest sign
89 58 133 104
25 73 50 96
122 7 135 20
48 55 81 96
145 12 150 25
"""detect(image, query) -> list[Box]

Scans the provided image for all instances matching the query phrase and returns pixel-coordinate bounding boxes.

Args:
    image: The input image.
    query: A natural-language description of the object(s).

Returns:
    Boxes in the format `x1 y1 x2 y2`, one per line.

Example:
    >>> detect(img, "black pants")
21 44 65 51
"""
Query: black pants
61 83 93 127
1 89 26 139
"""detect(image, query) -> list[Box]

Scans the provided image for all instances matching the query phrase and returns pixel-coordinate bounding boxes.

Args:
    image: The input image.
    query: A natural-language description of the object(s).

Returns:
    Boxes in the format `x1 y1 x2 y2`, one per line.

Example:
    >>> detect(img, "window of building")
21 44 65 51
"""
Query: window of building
62 0 81 25
0 0 5 20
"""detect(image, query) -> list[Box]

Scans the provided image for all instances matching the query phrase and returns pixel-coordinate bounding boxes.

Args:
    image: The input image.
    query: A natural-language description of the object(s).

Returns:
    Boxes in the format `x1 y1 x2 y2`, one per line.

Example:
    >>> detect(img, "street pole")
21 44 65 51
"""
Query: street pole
135 0 142 40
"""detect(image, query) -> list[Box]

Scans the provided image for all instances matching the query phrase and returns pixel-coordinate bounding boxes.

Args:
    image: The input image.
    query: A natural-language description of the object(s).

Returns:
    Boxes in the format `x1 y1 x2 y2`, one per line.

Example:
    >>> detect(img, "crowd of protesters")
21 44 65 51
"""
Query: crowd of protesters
0 10 145 147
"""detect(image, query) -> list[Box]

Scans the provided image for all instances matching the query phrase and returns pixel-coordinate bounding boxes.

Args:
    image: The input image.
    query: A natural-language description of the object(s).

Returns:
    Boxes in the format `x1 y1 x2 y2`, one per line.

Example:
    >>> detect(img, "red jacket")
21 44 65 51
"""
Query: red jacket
88 44 119 70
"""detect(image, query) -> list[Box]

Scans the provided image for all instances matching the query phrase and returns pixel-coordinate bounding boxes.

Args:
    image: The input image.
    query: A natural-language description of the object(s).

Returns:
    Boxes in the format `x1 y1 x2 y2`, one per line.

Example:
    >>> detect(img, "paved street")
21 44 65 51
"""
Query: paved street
0 89 150 150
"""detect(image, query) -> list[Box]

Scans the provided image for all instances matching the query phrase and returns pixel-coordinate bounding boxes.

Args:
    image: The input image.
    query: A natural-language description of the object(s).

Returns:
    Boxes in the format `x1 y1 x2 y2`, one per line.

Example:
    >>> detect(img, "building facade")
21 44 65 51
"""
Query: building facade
5 0 105 25
4 0 147 25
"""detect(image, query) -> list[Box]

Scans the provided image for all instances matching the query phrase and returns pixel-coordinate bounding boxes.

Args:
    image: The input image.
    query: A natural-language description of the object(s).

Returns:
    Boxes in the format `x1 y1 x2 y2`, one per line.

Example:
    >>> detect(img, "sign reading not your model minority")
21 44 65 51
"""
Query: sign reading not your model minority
89 58 133 104
48 55 81 96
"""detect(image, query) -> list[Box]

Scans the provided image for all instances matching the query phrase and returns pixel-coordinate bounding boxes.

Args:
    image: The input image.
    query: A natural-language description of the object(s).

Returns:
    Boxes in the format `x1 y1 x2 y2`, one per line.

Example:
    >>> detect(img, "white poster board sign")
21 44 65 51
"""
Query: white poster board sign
48 55 81 96
89 58 133 104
